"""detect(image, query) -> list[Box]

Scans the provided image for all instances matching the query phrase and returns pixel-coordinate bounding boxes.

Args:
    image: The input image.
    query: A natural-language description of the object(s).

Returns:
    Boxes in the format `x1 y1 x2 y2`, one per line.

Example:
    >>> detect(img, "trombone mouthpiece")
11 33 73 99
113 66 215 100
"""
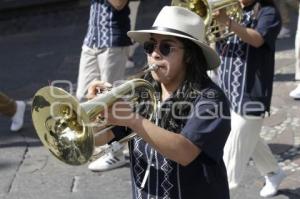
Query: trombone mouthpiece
148 63 159 71
127 63 159 80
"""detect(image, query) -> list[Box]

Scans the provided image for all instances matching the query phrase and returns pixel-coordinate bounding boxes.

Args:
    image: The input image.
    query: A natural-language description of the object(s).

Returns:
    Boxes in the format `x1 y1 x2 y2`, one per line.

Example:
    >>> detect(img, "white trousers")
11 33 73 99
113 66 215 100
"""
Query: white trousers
223 111 279 189
76 45 129 101
295 3 300 80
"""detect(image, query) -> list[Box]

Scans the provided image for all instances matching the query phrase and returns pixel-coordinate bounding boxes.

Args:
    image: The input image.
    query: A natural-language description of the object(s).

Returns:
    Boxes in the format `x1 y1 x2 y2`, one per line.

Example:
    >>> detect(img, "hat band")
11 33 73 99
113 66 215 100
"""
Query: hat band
151 26 197 40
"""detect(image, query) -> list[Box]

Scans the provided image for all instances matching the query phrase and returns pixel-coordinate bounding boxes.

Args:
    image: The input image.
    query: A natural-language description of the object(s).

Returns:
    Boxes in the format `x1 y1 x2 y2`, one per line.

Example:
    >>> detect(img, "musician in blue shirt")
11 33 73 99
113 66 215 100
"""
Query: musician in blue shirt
87 6 231 199
214 0 285 197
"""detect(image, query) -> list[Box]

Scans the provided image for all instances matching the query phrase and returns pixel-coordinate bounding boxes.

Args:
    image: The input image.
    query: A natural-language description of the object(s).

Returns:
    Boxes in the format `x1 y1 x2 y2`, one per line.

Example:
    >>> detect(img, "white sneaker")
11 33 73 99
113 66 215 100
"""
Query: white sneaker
260 169 286 197
289 84 300 99
277 27 291 39
88 142 127 171
10 100 26 132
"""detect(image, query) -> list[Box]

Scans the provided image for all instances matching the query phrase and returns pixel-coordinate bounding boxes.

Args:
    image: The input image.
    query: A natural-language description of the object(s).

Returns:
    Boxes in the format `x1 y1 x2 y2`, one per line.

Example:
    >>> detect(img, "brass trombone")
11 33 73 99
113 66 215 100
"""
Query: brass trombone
31 64 158 165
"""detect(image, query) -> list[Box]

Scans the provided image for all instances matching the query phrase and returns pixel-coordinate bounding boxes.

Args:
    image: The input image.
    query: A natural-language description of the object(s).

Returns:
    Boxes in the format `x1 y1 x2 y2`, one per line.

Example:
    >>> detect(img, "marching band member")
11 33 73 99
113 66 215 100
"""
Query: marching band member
88 6 231 199
214 0 285 197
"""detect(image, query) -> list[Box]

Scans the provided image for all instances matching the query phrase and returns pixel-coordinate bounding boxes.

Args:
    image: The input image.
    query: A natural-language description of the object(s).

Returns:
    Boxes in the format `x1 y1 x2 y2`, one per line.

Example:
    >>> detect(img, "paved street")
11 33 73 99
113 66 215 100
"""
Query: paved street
0 2 299 199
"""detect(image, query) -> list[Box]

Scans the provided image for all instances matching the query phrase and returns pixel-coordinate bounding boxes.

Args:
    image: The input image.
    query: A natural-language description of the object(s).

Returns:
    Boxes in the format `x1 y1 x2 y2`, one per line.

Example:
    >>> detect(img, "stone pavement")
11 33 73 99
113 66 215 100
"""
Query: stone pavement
0 1 299 199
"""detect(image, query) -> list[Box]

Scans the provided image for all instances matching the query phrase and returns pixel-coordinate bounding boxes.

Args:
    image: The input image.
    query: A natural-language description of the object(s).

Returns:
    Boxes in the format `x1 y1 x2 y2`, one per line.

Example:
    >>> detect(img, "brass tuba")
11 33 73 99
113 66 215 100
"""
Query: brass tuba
31 67 157 165
171 0 243 43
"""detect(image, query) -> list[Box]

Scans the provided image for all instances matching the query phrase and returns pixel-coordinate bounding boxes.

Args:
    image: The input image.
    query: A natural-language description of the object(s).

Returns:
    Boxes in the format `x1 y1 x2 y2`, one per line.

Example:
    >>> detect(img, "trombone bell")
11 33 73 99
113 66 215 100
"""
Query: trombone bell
31 79 157 166
32 86 94 165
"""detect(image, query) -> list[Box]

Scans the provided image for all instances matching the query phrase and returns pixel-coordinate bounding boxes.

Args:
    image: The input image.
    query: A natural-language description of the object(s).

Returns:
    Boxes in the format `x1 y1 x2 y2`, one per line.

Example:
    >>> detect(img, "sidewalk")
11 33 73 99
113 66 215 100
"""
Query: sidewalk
0 2 299 199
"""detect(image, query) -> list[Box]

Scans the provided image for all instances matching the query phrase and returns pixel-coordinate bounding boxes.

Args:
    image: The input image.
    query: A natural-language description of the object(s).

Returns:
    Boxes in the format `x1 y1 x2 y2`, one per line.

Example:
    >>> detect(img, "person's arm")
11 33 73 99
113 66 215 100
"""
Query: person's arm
214 9 264 47
107 0 128 11
104 92 231 165
128 115 201 166
105 102 201 166
228 19 264 47
87 80 200 165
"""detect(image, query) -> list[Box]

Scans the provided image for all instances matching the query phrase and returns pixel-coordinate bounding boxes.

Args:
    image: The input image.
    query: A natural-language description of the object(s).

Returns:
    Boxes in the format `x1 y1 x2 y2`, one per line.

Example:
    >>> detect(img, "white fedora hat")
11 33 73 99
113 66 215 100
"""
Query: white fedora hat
127 6 220 70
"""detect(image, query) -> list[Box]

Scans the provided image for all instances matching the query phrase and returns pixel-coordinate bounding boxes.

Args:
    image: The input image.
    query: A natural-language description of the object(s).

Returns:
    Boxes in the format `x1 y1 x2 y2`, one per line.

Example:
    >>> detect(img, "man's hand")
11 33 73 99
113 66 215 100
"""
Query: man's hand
86 80 112 100
213 8 230 27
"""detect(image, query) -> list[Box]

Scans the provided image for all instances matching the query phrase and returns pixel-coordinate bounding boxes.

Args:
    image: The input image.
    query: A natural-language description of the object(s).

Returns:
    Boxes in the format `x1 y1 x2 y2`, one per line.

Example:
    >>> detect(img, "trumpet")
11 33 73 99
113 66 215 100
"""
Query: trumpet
31 64 158 165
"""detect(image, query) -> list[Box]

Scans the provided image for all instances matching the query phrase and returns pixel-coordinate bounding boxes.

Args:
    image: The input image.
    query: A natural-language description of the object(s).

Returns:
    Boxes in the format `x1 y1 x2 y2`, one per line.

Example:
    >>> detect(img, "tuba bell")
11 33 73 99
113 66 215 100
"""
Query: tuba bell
31 67 157 166
171 0 243 43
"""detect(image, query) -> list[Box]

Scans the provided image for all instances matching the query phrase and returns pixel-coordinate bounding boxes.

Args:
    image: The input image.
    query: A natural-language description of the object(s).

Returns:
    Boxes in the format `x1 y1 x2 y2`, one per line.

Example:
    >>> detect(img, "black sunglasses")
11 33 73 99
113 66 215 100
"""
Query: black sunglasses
143 41 183 56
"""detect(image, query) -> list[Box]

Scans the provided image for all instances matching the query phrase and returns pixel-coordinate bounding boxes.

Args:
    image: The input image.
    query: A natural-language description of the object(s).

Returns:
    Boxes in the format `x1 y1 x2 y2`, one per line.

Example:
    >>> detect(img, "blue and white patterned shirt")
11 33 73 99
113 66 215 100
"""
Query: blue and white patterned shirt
83 0 132 48
112 82 231 199
216 2 281 116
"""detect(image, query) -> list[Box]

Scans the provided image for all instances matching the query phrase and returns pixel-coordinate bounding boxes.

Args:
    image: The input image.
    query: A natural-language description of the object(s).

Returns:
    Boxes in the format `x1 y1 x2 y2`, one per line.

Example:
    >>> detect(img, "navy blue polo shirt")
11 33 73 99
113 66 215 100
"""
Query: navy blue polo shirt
112 82 231 199
216 2 281 116
83 0 132 48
